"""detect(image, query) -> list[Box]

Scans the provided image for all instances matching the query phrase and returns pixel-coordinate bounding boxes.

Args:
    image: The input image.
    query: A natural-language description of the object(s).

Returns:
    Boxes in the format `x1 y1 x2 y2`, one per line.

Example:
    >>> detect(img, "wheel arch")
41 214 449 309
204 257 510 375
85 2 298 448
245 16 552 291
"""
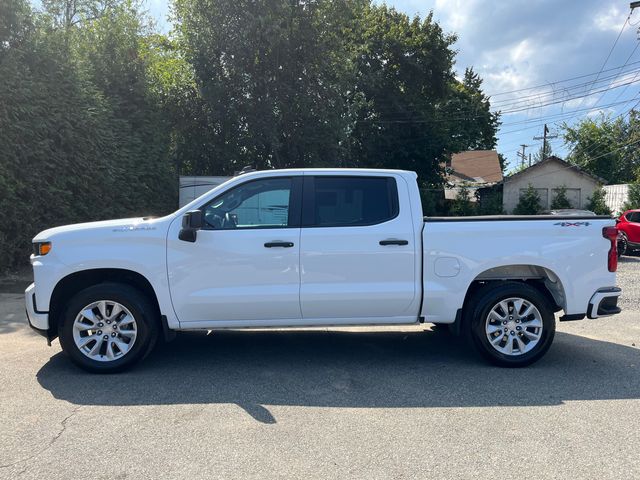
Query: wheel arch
462 264 567 317
49 268 161 339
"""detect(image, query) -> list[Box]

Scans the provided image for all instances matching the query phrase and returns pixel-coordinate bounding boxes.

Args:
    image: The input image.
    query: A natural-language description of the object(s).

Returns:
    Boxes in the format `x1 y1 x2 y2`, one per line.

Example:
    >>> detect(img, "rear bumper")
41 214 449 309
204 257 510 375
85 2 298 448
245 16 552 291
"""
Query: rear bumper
586 287 622 319
25 283 50 337
559 287 622 321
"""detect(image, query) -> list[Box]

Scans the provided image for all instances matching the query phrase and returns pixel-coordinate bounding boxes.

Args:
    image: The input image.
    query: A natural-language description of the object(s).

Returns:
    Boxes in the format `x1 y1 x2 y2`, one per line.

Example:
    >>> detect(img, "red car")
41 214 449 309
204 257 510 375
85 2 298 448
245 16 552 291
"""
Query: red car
616 209 640 256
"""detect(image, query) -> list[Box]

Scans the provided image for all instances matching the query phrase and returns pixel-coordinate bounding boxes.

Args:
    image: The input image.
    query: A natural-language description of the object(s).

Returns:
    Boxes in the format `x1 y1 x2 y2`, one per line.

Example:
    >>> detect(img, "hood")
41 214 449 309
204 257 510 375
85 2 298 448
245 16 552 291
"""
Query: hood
33 217 161 242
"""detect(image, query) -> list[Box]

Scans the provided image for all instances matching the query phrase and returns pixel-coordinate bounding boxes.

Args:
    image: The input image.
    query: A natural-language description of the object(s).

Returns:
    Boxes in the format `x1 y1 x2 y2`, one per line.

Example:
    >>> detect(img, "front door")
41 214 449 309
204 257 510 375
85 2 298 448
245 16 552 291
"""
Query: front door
167 176 302 324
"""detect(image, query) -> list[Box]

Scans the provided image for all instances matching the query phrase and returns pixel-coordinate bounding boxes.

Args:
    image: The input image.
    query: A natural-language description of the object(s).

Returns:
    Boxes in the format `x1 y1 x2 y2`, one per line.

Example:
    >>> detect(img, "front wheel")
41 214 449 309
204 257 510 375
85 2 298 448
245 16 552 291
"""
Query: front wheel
465 282 556 367
58 283 158 373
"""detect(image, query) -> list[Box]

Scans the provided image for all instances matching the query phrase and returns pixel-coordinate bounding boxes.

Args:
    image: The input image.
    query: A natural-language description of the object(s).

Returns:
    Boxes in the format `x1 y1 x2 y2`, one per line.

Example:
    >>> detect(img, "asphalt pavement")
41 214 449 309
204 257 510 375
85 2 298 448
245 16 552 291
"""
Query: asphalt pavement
1 259 639 479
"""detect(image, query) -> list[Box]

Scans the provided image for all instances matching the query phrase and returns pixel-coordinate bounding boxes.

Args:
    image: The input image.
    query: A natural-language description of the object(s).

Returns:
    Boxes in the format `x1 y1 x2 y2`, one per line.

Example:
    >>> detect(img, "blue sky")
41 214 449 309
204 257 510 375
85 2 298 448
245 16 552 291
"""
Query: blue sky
145 0 639 171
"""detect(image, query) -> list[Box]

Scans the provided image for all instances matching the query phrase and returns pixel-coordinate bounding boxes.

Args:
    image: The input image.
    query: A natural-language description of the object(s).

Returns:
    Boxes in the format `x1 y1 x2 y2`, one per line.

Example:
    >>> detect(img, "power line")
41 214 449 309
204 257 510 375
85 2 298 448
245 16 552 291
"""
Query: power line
532 124 558 162
486 59 640 97
497 77 640 114
489 65 640 109
497 97 640 132
570 8 633 114
575 34 640 120
559 94 640 162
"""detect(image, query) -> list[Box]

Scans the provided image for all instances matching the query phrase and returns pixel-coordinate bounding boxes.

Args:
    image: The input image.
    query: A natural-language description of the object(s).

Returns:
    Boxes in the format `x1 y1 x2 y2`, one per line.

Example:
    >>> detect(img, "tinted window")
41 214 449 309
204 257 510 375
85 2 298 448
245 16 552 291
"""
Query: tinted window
627 212 640 223
202 178 292 229
309 177 398 227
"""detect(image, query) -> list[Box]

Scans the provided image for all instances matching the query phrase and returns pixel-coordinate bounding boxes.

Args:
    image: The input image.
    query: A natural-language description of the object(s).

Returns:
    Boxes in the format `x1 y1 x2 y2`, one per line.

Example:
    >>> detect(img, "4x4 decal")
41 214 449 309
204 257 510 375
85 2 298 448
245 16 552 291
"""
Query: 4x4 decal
554 221 591 227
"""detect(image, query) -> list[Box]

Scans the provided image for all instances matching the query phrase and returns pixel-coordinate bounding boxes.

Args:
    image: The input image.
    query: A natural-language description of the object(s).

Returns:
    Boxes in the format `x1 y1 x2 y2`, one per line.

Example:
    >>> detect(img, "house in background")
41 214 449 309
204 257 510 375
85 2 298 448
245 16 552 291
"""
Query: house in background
502 156 605 213
444 150 503 202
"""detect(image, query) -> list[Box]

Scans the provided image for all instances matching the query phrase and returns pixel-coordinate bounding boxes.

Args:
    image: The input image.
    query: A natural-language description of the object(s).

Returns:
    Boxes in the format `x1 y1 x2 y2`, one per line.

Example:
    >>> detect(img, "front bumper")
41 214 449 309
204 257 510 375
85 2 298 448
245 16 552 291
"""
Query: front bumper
587 287 622 319
25 283 51 339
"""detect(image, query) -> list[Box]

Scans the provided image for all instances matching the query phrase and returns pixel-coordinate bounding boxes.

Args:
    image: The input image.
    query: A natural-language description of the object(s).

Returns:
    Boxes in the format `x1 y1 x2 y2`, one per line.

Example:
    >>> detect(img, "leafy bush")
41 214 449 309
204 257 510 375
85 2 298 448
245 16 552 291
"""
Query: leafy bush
450 184 477 216
623 182 640 212
477 188 504 215
550 185 572 209
513 184 543 215
586 188 612 216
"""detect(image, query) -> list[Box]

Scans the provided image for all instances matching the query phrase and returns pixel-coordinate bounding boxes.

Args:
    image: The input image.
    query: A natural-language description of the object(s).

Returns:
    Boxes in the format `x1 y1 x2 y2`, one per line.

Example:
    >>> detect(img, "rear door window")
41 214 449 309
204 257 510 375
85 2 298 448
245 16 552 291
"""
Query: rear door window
304 176 398 227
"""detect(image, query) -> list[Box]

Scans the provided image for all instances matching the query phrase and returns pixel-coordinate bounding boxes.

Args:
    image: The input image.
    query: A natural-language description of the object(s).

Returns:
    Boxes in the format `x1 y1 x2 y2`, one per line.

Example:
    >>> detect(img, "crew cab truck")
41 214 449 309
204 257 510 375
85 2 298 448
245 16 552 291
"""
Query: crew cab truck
25 169 622 372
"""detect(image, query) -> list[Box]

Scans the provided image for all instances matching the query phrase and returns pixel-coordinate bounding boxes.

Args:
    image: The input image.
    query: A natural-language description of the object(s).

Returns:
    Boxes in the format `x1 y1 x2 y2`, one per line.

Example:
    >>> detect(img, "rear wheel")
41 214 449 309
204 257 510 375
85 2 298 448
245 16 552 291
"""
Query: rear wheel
465 282 556 367
58 283 158 373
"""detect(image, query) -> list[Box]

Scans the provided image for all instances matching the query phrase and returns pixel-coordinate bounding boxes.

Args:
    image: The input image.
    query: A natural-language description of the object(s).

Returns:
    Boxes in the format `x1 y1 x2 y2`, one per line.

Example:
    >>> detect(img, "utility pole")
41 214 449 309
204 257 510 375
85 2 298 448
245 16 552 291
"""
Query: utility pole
517 144 529 168
533 124 558 162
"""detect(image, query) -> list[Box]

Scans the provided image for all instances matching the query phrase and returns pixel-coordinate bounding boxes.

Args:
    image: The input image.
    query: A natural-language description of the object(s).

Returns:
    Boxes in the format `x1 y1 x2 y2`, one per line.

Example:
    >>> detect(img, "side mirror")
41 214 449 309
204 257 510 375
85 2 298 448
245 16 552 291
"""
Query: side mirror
179 210 203 243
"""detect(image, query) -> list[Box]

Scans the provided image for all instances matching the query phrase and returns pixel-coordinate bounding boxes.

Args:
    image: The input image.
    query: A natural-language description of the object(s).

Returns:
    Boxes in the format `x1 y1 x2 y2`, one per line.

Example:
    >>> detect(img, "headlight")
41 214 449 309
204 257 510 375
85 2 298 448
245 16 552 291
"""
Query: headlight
33 242 52 256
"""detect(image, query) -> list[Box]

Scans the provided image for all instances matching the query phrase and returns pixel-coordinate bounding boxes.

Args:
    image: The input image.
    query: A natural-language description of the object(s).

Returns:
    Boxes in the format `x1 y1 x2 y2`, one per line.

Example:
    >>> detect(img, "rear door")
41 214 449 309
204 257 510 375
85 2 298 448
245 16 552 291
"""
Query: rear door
299 174 418 322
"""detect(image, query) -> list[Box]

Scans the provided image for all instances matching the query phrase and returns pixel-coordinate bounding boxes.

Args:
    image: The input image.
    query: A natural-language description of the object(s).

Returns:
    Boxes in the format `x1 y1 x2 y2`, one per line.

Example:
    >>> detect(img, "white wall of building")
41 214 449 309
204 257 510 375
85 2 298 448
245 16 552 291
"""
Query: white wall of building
503 159 600 213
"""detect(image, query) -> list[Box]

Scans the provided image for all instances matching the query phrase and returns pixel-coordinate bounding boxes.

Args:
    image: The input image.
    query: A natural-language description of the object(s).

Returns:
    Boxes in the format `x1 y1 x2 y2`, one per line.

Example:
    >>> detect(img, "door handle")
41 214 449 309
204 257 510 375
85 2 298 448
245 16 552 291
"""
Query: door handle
264 241 294 248
379 239 408 246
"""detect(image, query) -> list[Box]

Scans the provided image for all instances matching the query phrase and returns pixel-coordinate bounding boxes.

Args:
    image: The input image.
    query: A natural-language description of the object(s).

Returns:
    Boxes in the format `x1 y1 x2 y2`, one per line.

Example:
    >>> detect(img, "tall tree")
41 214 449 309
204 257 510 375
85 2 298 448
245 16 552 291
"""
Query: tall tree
172 0 361 173
0 0 176 272
347 5 456 186
445 68 500 152
563 113 636 184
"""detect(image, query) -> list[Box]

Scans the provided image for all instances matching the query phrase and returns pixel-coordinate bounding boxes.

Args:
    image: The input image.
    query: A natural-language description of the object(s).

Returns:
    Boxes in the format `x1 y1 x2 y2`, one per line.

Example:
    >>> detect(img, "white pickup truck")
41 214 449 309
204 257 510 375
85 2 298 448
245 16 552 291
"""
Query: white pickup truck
26 169 622 372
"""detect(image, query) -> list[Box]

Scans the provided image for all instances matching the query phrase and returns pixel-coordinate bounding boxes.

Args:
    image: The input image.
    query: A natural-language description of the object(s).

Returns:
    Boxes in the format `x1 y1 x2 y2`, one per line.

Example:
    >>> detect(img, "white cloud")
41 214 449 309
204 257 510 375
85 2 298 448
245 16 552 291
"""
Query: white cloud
609 70 640 89
594 5 628 32
563 94 600 109
433 0 479 31
587 108 615 117
509 39 532 63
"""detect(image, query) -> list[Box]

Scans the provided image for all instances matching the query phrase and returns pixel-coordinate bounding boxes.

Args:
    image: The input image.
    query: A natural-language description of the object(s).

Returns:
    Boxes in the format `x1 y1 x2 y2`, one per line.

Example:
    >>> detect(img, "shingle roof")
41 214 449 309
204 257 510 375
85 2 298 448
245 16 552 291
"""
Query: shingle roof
503 155 607 184
449 150 503 184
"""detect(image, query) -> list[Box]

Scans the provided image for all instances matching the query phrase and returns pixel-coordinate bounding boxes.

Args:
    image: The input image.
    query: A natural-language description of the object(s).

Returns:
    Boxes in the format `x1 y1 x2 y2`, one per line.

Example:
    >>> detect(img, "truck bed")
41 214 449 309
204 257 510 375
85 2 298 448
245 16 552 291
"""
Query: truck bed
420 215 617 323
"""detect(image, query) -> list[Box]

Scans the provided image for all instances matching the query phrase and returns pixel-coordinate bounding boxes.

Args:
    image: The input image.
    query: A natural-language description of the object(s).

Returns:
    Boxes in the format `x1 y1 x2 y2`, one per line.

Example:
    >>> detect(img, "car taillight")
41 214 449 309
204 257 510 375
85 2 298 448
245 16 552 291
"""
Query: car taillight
602 226 618 272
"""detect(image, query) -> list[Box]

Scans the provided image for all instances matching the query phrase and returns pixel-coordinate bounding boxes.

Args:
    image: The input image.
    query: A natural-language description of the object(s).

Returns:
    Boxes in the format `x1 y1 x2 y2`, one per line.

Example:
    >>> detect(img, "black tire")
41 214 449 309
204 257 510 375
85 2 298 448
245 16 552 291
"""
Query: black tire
464 282 556 368
58 282 158 373
618 233 628 258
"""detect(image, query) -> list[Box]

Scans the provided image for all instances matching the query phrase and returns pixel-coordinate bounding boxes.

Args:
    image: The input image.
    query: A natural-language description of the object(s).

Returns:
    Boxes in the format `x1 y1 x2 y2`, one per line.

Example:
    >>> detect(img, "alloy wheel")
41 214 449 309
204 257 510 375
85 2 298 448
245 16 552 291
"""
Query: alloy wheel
72 300 138 362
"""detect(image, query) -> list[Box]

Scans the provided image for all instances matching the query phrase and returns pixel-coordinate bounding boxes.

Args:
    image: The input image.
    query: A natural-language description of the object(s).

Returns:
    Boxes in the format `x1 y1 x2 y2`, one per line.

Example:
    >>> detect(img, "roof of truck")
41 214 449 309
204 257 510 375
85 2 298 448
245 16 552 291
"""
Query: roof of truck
237 168 417 176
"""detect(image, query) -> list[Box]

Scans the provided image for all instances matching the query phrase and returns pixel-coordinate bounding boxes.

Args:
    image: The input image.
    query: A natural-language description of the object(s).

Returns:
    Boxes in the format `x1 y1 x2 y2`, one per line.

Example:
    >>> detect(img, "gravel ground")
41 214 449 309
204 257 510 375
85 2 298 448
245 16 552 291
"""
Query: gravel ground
617 254 640 310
